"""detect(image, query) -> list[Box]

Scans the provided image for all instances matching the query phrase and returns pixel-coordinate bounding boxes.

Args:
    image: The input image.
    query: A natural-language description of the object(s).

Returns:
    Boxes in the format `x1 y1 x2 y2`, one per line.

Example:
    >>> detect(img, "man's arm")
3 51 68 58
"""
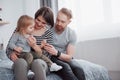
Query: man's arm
44 43 75 62
58 44 75 62
59 29 76 61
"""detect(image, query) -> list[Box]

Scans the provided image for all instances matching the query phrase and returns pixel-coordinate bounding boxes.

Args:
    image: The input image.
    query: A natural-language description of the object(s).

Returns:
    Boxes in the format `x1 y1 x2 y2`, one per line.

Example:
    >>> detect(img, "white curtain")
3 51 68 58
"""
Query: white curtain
39 0 58 17
58 0 120 42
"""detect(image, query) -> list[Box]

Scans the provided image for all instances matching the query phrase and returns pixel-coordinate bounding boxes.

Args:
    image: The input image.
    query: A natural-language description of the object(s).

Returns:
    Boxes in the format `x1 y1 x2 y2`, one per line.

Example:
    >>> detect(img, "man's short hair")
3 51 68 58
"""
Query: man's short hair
59 8 72 19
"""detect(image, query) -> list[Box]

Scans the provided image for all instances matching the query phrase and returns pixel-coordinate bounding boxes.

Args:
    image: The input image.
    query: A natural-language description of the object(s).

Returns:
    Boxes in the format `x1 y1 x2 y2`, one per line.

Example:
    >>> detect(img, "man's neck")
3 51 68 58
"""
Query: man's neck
55 29 63 34
55 27 64 34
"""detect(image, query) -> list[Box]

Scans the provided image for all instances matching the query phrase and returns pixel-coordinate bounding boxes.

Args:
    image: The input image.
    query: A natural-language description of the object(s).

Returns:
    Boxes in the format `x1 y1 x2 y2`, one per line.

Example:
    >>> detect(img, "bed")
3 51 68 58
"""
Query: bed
0 50 111 80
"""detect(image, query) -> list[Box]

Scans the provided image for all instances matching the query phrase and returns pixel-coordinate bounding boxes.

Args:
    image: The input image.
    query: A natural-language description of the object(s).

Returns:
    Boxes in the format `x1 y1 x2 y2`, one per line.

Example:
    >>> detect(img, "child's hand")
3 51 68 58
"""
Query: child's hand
14 47 23 53
41 39 47 48
27 35 36 47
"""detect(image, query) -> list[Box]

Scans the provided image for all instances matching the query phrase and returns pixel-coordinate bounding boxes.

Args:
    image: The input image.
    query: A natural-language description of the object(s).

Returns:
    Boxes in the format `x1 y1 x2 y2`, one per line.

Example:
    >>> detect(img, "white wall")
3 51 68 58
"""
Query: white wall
74 37 120 71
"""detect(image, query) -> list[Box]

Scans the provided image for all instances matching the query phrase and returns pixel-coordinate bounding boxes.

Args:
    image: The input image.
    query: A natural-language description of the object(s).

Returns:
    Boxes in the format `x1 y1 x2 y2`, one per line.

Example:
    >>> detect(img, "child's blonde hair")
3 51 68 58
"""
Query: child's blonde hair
16 15 34 34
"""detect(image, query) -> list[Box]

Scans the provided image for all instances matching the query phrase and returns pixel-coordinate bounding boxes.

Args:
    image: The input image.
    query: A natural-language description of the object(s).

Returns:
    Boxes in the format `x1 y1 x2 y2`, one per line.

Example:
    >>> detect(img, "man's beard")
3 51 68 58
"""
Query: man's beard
55 25 64 32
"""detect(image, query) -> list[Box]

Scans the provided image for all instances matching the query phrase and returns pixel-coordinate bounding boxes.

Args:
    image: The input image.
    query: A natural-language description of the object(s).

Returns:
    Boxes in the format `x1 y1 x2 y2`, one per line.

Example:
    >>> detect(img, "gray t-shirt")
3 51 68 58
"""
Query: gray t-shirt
51 27 77 54
7 32 30 55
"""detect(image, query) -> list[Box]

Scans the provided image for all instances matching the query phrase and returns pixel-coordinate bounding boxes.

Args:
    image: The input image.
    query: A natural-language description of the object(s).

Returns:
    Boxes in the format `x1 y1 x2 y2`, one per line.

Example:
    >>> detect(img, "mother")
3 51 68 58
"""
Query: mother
7 6 54 80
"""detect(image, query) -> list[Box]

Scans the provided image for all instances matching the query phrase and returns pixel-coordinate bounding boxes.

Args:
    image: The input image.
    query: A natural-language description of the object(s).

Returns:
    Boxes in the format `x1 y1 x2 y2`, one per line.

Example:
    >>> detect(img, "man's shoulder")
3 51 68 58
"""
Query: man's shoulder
66 27 76 35
66 27 77 42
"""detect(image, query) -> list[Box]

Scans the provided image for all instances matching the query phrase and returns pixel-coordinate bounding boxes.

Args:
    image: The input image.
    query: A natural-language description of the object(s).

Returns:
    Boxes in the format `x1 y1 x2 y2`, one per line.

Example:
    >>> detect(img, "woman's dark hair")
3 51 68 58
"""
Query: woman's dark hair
35 6 54 28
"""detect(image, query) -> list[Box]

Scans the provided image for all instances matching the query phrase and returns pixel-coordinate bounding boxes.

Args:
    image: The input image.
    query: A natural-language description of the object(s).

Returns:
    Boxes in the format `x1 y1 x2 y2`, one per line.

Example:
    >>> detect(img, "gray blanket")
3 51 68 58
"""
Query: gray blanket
0 50 111 80
0 59 111 80
75 59 111 80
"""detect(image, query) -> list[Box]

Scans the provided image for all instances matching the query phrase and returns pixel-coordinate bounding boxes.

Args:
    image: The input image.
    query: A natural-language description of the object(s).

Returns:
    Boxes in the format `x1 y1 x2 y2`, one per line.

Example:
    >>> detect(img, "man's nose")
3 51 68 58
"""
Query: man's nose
57 21 62 25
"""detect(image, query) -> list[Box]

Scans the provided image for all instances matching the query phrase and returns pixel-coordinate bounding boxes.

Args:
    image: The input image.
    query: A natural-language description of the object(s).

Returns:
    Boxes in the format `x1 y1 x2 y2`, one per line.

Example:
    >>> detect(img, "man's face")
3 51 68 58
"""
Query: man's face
55 12 70 32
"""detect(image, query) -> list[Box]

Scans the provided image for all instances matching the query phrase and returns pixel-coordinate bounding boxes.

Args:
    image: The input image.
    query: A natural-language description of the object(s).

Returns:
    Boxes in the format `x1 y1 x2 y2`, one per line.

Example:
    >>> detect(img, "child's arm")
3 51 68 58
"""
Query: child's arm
8 33 19 50
13 46 23 53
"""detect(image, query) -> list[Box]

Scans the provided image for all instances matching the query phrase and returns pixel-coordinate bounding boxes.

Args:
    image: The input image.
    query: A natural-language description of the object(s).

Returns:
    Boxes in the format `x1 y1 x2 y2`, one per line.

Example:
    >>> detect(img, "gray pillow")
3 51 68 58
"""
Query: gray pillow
0 50 8 60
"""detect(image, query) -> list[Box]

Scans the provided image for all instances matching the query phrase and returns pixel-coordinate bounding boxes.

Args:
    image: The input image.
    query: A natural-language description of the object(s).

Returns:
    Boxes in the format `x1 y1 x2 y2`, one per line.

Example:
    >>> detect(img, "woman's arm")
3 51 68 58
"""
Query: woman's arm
27 36 42 54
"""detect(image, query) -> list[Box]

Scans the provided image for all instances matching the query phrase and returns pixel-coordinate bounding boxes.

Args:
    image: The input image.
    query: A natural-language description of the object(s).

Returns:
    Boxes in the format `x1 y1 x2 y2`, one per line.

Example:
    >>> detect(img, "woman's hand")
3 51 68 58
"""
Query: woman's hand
44 43 58 56
10 52 18 62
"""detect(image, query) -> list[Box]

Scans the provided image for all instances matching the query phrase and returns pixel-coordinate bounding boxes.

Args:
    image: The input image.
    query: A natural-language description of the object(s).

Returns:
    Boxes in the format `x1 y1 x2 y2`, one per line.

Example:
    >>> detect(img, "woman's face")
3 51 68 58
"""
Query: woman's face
35 16 47 29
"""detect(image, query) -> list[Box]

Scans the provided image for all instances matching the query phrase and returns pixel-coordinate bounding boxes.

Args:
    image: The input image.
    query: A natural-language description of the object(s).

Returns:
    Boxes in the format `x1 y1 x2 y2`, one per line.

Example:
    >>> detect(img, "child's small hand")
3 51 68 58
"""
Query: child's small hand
41 39 47 48
27 35 36 47
43 39 47 44
14 47 23 53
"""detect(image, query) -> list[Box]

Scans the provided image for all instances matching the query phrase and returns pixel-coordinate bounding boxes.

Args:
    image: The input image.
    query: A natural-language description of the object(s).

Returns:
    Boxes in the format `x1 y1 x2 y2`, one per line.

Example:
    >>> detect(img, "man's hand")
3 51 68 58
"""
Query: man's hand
44 43 58 56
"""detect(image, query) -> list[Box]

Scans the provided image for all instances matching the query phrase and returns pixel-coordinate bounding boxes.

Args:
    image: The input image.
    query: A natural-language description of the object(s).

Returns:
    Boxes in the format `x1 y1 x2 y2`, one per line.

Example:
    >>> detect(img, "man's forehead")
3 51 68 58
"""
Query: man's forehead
57 12 68 21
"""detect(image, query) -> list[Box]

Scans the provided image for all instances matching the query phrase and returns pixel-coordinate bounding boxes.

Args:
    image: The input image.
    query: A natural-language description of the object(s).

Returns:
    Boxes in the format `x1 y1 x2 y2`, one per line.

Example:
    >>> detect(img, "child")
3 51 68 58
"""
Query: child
7 15 62 71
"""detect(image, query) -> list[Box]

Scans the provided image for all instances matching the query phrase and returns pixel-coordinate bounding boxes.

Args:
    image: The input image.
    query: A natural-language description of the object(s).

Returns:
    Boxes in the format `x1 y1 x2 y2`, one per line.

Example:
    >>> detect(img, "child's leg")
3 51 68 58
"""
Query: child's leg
22 52 33 66
38 54 53 66
32 51 62 71
31 51 52 66
39 54 62 71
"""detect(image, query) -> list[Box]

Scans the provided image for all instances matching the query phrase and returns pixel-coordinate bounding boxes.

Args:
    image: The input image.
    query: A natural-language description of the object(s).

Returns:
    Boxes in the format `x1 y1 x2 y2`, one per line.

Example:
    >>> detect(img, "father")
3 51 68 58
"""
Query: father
44 8 85 80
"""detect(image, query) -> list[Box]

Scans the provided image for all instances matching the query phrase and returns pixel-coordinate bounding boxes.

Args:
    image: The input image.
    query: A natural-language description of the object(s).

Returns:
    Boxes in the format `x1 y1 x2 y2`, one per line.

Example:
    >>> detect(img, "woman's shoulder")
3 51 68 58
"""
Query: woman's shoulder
45 28 53 34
